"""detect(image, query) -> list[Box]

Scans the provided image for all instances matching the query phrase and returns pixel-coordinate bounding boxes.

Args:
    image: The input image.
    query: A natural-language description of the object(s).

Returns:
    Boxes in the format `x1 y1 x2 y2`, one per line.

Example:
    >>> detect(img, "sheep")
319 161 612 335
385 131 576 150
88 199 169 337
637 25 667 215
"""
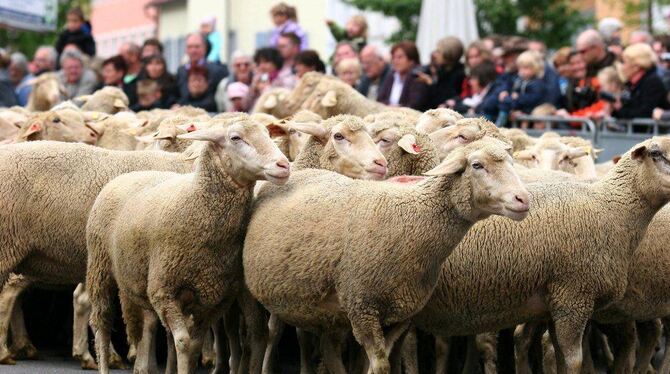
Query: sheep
267 110 321 161
14 108 98 144
415 108 463 134
252 88 293 118
292 114 389 180
410 137 670 374
78 86 129 114
25 72 63 111
428 117 509 160
299 75 389 118
135 115 210 153
499 128 537 153
0 141 198 368
243 136 530 374
0 108 28 129
86 118 290 374
85 113 148 151
0 117 19 143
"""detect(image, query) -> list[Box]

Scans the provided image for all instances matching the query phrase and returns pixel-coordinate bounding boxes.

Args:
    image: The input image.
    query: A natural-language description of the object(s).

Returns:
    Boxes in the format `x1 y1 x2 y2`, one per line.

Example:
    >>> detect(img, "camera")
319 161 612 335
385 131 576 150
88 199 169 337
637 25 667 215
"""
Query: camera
599 90 630 104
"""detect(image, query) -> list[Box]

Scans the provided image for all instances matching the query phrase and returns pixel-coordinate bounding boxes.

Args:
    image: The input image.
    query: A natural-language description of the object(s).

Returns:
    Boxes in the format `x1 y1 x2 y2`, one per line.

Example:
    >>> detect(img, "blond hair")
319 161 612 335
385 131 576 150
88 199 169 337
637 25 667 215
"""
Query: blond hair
335 58 362 79
348 15 368 38
516 50 545 78
270 2 297 21
137 79 159 96
623 43 657 70
531 103 557 117
597 65 624 90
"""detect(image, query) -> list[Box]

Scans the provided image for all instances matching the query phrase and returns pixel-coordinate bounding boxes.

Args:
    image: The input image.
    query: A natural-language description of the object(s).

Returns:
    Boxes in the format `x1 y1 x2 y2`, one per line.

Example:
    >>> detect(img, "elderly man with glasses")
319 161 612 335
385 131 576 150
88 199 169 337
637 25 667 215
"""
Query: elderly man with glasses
215 51 254 112
575 29 618 78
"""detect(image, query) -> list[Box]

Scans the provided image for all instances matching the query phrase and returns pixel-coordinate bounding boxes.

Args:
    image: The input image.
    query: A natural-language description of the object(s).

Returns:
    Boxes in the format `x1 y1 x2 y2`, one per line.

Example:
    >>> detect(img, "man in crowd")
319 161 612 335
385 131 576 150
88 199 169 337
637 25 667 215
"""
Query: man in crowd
141 38 164 59
100 55 127 88
57 49 98 100
8 53 33 106
575 29 617 78
357 45 390 101
32 46 58 76
118 42 142 105
176 33 228 99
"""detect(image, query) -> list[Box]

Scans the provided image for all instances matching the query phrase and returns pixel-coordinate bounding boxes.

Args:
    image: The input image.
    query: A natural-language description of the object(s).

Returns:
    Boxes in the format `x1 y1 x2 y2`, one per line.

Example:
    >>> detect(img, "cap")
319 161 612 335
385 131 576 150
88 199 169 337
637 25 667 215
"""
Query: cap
227 82 249 99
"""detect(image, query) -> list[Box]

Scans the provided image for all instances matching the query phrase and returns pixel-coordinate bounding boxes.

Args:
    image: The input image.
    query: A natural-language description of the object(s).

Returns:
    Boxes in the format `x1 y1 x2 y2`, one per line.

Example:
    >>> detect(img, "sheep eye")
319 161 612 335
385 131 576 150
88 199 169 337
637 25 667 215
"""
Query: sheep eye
472 162 484 170
333 133 345 141
231 136 242 142
650 150 662 159
288 129 296 134
457 134 467 141
378 138 390 144
52 117 61 123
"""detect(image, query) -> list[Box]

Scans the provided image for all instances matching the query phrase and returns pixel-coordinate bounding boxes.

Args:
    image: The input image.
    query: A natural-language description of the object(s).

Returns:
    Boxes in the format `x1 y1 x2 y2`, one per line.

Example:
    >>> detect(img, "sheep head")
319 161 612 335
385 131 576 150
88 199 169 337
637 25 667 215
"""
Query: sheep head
415 108 463 134
429 118 509 160
425 136 530 222
16 109 98 144
26 73 63 111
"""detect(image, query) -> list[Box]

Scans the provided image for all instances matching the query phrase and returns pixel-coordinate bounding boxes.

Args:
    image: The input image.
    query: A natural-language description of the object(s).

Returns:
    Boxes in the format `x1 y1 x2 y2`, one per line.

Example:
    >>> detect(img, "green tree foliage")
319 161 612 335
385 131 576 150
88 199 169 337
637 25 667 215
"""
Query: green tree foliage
0 0 90 58
343 0 422 42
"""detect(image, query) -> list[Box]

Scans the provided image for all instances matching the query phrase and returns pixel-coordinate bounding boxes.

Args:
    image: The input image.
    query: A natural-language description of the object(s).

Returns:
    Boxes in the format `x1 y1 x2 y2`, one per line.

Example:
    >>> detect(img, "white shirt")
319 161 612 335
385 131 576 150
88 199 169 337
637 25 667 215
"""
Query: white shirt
389 72 404 106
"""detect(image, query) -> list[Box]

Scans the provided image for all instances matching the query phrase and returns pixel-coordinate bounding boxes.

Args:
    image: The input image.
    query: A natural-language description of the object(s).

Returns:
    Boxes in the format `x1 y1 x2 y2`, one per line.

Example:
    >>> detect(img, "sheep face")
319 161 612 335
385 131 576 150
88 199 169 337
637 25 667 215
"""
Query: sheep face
29 73 63 110
179 120 290 186
416 108 463 134
426 137 530 221
266 120 309 161
429 118 504 160
372 127 425 174
17 109 97 144
630 137 670 202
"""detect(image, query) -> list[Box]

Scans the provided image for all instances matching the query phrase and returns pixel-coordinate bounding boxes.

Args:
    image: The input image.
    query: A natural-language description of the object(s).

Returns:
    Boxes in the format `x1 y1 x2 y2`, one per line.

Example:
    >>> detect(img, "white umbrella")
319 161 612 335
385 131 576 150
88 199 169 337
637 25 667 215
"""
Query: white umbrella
416 0 479 64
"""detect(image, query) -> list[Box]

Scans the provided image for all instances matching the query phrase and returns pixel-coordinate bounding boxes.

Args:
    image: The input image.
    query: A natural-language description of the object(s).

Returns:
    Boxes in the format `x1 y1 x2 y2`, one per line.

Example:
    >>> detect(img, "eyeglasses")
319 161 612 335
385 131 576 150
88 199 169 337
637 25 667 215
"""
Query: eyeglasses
234 62 251 68
577 46 592 55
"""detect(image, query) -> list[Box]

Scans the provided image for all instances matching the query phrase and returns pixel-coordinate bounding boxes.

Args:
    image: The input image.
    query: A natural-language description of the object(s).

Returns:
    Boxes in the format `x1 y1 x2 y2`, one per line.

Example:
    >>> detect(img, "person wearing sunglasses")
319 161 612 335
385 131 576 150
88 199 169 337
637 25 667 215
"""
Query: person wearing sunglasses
575 29 617 79
215 51 254 112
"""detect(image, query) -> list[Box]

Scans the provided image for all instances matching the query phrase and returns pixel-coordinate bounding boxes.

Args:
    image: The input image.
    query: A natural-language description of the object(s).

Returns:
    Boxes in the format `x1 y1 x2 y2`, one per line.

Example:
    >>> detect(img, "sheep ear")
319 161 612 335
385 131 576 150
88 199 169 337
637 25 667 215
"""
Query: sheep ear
631 145 647 161
593 148 604 157
76 95 92 103
178 127 227 145
263 95 278 109
398 134 422 154
514 150 536 161
24 122 43 136
567 147 589 159
135 132 158 144
177 123 199 132
267 123 288 138
154 126 178 140
85 121 105 135
113 99 127 109
424 149 466 176
320 90 337 107
287 121 328 141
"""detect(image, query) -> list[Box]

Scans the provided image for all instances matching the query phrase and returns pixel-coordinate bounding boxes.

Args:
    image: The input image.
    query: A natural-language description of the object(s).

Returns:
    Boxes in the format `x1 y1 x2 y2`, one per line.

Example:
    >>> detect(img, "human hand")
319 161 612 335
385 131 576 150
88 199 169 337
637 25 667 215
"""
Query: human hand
498 91 508 101
555 109 570 117
653 108 664 121
416 71 433 85
445 99 456 108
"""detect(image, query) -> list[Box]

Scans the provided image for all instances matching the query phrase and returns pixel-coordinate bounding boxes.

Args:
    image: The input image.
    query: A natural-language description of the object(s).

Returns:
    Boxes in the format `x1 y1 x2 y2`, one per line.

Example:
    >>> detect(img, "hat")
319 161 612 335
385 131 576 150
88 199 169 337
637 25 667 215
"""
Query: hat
227 82 249 99
502 37 528 57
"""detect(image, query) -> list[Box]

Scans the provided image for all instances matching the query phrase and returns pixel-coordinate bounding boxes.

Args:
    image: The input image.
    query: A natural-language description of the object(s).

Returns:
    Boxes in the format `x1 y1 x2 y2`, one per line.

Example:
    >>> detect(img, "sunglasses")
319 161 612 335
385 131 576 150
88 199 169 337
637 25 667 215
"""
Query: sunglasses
234 62 251 68
577 46 592 54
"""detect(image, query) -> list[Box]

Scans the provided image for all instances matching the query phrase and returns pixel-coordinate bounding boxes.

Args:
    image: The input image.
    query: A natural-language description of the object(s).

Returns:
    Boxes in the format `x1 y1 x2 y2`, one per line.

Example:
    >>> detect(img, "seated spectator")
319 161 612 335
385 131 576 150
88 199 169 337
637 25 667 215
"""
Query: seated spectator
131 80 162 112
137 54 178 108
448 60 502 120
417 36 465 109
294 50 326 78
276 32 301 88
32 46 58 76
528 103 558 130
269 2 308 50
333 42 358 73
611 43 667 119
335 58 361 87
357 45 391 101
100 55 127 89
57 49 98 100
576 29 617 79
201 16 222 63
498 50 547 117
552 47 573 96
377 41 429 111
215 51 254 112
249 47 294 102
55 7 96 61
141 38 164 59
326 15 367 62
177 66 217 112
461 40 494 98
558 65 623 121
563 50 599 113
8 53 33 106
176 33 229 100
226 82 250 112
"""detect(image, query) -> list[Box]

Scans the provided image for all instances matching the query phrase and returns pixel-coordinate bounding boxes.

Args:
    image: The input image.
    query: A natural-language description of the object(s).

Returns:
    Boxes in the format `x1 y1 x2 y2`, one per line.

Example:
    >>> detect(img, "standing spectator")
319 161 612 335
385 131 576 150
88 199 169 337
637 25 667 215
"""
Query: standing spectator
215 51 254 112
417 36 466 109
276 32 301 88
249 47 293 102
8 53 34 106
137 54 178 108
528 39 562 107
57 49 98 100
611 43 667 119
357 45 391 101
460 40 494 99
449 60 502 120
325 15 367 53
131 80 163 112
55 7 96 60
559 65 623 119
176 33 229 100
99 55 127 89
575 29 617 79
177 66 217 112
0 49 17 107
269 2 308 50
294 50 326 78
377 41 429 110
332 42 358 73
498 50 547 117
335 58 361 87
226 82 250 112
629 30 653 45
141 38 164 59
563 50 599 113
119 42 142 106
598 17 623 55
32 46 58 76
201 16 222 63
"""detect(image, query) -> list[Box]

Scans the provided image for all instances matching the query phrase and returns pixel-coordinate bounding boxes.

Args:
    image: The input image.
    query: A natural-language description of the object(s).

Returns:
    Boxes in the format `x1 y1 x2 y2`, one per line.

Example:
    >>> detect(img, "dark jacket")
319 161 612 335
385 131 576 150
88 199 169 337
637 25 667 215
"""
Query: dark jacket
499 77 547 114
613 67 668 119
377 70 430 111
176 61 229 100
130 100 163 112
178 92 217 113
55 23 96 58
136 71 179 108
586 51 617 78
426 62 465 109
356 63 391 99
0 79 18 108
542 66 562 107
453 79 506 121
564 77 599 113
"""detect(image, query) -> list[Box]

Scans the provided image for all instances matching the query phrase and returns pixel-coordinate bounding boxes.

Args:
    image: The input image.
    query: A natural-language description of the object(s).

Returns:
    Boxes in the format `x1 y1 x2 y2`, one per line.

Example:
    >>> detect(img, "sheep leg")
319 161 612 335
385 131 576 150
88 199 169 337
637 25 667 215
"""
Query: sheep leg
166 330 177 374
549 305 591 374
223 305 241 374
88 247 120 374
320 331 347 374
592 325 614 370
514 323 538 374
634 320 662 374
434 335 451 374
238 289 267 374
261 313 284 374
476 332 498 374
120 291 158 374
462 335 480 374
399 326 418 374
161 302 205 374
72 283 98 370
600 322 636 374
296 328 315 374
542 330 557 374
211 319 227 374
0 274 31 364
8 298 38 360
349 313 389 374
580 323 596 374
201 325 216 369
658 318 670 374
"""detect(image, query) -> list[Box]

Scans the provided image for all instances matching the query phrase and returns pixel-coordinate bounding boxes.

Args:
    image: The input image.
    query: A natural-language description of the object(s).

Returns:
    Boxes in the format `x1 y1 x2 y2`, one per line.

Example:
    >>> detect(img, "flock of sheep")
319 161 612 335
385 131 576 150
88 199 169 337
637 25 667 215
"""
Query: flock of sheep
0 71 669 374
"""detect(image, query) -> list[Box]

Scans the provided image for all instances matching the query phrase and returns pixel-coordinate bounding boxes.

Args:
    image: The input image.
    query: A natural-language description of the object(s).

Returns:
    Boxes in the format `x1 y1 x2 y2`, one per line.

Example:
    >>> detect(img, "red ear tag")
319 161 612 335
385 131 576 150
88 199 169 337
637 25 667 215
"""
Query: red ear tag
412 144 422 153
186 124 197 132
30 123 42 132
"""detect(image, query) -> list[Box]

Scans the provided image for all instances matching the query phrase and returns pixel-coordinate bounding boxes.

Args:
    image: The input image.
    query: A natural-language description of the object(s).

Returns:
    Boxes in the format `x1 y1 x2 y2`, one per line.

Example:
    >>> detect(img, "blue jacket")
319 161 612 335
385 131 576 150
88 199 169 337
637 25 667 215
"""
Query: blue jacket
542 66 562 107
499 77 547 114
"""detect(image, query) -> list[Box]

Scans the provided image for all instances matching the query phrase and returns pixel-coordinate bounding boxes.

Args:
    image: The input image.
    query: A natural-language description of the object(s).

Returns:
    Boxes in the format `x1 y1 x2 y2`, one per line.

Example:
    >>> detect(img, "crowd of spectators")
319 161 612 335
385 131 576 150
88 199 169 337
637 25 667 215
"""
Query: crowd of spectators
3 3 670 127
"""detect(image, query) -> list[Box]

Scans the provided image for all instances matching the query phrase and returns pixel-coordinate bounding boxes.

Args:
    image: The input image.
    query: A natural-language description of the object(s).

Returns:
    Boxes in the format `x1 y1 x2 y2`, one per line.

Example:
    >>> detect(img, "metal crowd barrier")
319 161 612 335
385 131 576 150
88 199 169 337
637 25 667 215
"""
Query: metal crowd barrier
510 115 597 143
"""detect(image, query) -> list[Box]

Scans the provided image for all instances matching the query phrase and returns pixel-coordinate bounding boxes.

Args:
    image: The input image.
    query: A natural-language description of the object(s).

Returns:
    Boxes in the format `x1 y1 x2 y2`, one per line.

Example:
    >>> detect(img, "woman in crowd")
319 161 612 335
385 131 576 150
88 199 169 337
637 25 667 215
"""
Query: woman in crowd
136 54 178 108
377 41 429 111
215 51 254 112
459 40 494 100
417 36 466 109
335 57 362 87
448 60 502 120
294 50 326 78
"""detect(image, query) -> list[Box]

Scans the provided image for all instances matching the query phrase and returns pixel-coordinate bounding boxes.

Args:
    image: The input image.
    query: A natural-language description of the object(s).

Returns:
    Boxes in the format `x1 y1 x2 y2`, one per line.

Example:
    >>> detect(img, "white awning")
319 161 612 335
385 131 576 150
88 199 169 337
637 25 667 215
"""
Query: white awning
416 0 479 64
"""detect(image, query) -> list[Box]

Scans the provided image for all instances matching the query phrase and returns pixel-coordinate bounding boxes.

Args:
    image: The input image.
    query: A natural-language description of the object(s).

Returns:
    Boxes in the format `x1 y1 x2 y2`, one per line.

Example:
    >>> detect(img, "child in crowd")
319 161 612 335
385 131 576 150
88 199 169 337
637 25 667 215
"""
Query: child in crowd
131 80 162 112
498 50 547 120
528 103 557 130
448 60 501 120
558 65 623 119
55 7 96 58
226 82 250 112
176 66 217 112
269 2 308 50
325 15 367 53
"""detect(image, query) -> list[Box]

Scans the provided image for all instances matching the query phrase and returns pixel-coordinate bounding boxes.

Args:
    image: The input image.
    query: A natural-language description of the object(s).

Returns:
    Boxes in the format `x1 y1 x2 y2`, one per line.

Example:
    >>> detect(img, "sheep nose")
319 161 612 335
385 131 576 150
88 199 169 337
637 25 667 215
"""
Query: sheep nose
514 194 530 210
276 160 290 170
374 158 387 168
